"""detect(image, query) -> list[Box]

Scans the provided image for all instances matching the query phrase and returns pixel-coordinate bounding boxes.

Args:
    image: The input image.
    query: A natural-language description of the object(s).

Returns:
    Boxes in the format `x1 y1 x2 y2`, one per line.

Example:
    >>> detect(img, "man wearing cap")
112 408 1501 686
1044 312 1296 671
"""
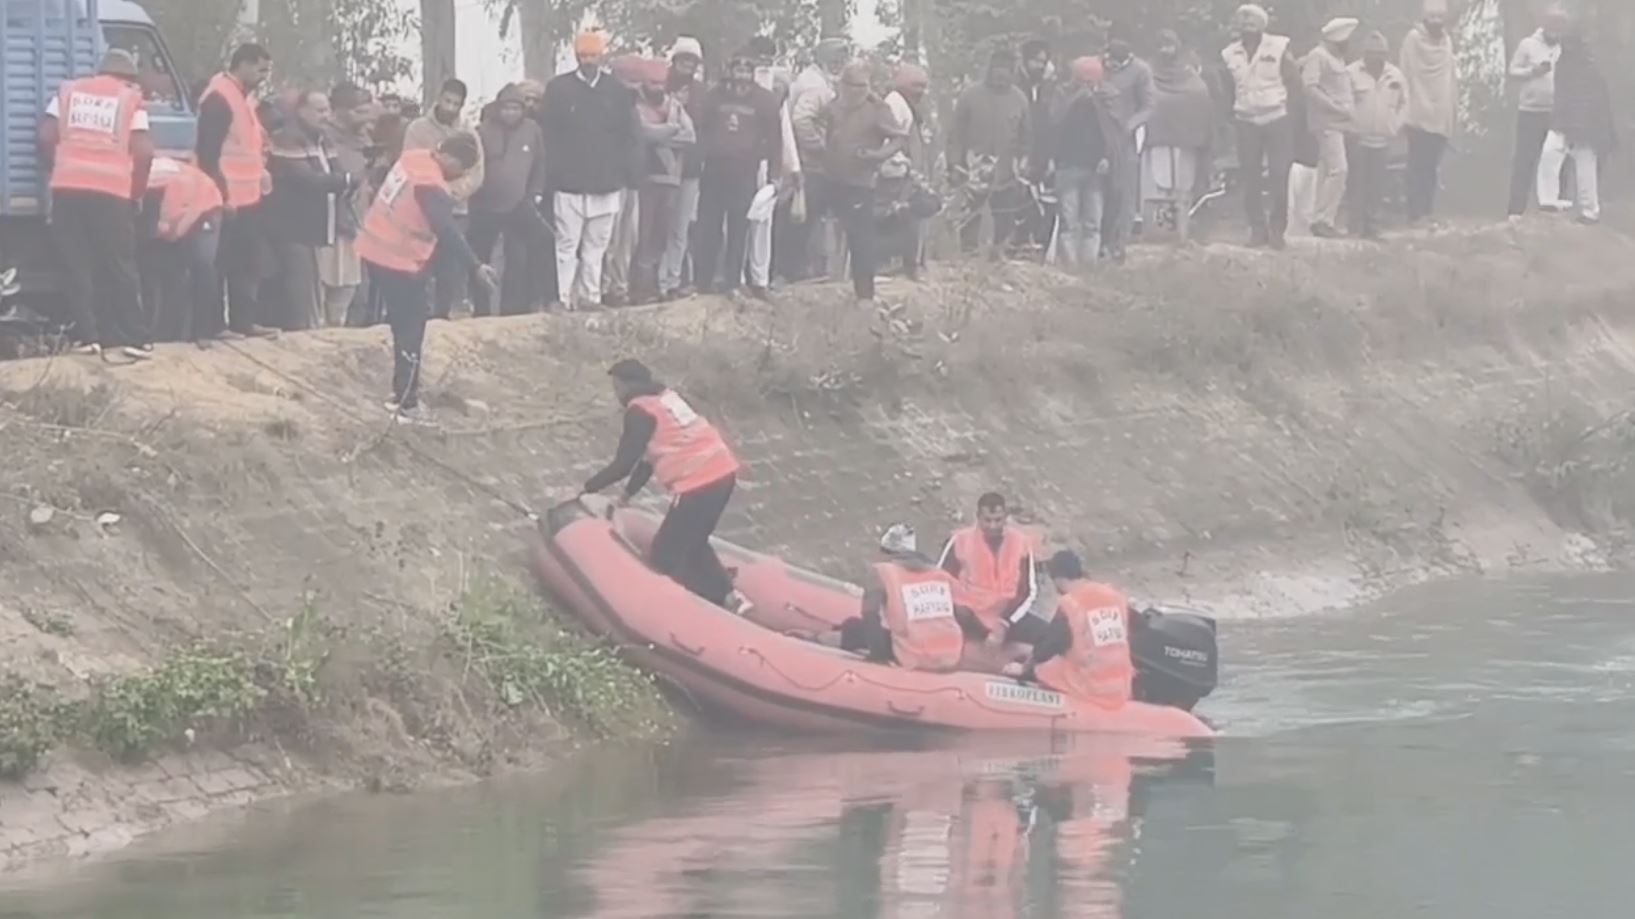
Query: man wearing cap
633 58 696 305
1050 56 1116 267
660 37 705 299
1400 0 1458 223
543 31 639 310
1003 550 1134 709
693 51 784 296
1510 6 1569 216
1303 17 1358 238
1347 32 1407 238
804 523 981 673
39 48 154 361
1221 4 1300 249
581 359 751 614
471 84 548 316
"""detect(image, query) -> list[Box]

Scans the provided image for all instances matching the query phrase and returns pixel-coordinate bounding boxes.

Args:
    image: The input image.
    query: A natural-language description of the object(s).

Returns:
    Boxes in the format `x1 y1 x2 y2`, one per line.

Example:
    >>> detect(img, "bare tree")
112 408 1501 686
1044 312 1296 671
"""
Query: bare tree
421 0 459 104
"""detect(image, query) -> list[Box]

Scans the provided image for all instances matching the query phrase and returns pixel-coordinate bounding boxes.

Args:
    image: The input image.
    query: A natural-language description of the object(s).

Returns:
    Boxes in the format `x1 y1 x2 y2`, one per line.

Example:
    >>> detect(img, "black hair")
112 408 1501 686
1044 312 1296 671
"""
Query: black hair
330 81 370 111
440 78 469 102
1046 550 1084 580
608 358 654 384
977 492 1007 512
438 133 481 169
229 43 272 70
745 35 777 60
1020 38 1050 59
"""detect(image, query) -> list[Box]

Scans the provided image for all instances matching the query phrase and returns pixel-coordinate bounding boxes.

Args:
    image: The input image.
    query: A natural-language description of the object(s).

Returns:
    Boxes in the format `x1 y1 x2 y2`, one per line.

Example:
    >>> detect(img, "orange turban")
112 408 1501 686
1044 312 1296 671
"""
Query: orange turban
574 30 608 58
1070 55 1104 85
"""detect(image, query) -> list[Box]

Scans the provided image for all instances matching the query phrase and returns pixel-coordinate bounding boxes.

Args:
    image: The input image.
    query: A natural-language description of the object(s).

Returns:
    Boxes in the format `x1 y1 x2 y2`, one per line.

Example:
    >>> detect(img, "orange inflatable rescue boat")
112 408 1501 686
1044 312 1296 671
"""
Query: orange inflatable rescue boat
530 500 1218 738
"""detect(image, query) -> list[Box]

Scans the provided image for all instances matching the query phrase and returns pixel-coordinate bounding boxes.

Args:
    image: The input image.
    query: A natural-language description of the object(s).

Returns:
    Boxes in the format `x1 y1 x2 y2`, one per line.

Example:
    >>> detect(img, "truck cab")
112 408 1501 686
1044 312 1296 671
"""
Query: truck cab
0 0 195 296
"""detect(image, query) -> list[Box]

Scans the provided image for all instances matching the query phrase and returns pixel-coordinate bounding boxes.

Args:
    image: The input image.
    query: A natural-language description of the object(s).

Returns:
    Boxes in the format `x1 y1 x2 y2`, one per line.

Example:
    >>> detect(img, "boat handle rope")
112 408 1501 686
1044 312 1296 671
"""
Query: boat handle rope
886 701 925 718
670 634 707 657
743 648 1071 724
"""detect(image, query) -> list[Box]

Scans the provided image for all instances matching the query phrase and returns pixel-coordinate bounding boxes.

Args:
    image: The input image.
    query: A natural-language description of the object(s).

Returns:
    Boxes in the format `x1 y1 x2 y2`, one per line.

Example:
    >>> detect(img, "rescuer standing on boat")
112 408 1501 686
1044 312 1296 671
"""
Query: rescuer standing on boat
582 359 752 614
938 492 1041 644
1006 550 1134 708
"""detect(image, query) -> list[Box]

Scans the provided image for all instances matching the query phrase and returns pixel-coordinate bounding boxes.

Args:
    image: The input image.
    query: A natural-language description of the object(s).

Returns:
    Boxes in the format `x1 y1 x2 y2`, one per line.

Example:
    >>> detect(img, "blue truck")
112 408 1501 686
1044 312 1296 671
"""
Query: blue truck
1 0 196 301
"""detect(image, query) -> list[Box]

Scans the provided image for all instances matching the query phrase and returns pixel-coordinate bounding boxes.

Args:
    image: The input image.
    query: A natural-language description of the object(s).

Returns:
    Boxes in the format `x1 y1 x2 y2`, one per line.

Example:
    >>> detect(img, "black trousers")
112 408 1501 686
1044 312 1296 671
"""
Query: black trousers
1507 110 1553 216
1235 117 1293 243
51 190 145 348
139 214 221 343
1346 140 1388 235
828 183 878 299
694 165 758 291
468 205 548 316
1405 127 1448 222
649 473 736 606
214 204 268 335
368 261 430 409
958 182 1026 255
430 214 470 318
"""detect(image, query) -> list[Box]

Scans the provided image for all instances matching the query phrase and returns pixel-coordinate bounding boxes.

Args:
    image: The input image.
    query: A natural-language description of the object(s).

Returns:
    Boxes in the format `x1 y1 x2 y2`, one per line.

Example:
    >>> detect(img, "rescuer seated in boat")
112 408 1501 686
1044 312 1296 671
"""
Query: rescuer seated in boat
1004 550 1134 708
808 524 986 672
579 359 754 616
937 492 1043 647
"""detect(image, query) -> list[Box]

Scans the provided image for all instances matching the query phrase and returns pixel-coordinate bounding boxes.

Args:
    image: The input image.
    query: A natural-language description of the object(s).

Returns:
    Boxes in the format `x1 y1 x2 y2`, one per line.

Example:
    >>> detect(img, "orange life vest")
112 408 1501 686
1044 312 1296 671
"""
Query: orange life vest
946 525 1035 629
627 390 741 496
201 72 268 207
356 148 448 274
1035 581 1134 708
873 560 965 673
50 74 145 199
146 157 223 241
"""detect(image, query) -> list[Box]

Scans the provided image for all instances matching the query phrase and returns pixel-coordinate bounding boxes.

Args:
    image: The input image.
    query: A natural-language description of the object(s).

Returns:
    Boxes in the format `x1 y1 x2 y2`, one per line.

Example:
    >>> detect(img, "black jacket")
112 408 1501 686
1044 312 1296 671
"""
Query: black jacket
542 70 639 195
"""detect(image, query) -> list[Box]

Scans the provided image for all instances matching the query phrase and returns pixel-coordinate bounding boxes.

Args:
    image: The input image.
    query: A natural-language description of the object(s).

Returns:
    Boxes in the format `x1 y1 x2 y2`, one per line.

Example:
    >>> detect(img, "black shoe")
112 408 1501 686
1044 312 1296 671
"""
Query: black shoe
1311 222 1341 239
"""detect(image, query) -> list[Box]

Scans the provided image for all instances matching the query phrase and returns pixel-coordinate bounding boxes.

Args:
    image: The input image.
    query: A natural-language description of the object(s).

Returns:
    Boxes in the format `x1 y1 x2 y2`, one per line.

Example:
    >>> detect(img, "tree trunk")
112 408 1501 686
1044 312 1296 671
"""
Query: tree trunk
515 0 557 80
420 0 458 104
901 0 923 62
818 0 849 40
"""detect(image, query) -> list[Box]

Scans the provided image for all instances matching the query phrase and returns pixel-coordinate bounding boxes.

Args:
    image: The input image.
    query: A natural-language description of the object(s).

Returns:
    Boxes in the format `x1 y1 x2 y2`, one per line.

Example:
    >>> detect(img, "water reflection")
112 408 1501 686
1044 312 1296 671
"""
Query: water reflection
575 736 1211 919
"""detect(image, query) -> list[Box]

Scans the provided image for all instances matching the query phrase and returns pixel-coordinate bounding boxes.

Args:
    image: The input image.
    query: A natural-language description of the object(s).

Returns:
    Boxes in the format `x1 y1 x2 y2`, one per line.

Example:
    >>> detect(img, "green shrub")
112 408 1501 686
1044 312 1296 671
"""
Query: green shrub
80 647 265 762
0 677 65 780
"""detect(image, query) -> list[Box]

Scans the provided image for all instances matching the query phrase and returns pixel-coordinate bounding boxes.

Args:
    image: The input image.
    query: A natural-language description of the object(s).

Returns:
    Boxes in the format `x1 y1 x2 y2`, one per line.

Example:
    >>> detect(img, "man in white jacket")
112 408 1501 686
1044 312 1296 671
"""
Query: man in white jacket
1346 32 1407 238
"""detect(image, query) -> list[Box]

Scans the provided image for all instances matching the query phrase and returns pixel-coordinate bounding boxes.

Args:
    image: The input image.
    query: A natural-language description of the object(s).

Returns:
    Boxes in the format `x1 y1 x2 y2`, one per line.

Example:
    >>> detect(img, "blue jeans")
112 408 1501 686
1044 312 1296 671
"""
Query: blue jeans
1055 167 1106 266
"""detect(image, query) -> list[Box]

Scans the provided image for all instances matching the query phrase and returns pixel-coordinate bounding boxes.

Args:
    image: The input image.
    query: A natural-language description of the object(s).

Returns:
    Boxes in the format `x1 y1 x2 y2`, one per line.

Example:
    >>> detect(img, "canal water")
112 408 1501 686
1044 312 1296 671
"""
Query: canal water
4 574 1634 918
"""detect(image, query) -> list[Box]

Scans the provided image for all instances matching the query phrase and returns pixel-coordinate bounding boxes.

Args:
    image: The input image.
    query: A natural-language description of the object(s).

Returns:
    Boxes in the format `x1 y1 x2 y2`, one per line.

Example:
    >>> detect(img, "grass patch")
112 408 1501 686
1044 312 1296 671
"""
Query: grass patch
80 646 266 762
21 607 75 637
0 677 67 780
446 579 670 739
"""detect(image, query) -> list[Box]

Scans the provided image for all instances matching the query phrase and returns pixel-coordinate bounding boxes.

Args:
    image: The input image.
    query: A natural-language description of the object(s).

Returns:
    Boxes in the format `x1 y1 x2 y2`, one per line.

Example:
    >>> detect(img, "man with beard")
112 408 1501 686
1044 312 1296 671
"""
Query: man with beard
321 82 376 326
470 85 548 315
949 48 1031 256
1221 4 1300 248
405 79 484 318
197 43 278 338
692 51 783 296
543 31 639 310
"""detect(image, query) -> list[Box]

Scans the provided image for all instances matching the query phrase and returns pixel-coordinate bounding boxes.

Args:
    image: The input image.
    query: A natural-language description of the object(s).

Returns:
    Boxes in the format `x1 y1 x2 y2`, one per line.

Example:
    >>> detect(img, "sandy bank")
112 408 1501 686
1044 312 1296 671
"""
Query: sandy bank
3 221 1635 868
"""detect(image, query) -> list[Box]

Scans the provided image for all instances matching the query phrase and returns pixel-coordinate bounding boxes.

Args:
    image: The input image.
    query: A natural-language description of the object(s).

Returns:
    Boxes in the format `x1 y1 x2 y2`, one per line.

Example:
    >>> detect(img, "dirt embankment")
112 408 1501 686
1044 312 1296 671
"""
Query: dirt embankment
4 222 1635 868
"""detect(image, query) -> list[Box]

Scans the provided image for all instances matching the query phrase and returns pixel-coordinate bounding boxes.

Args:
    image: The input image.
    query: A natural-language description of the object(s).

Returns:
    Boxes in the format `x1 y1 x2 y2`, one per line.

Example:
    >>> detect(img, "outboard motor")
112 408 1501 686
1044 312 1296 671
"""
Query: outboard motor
1130 605 1218 712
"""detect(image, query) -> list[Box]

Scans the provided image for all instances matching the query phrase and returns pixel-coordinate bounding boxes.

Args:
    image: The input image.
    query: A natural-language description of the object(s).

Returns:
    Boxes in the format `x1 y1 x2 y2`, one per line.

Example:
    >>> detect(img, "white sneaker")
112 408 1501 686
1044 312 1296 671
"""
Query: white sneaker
393 404 434 426
726 590 756 618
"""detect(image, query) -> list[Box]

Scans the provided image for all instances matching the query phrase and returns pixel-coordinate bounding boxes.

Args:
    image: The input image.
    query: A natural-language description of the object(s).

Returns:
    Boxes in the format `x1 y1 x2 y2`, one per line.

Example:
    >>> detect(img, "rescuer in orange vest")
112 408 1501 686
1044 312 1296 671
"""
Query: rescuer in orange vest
139 157 224 342
580 358 753 614
937 492 1041 645
38 48 154 362
196 43 277 341
355 135 496 424
1006 550 1134 709
809 524 984 671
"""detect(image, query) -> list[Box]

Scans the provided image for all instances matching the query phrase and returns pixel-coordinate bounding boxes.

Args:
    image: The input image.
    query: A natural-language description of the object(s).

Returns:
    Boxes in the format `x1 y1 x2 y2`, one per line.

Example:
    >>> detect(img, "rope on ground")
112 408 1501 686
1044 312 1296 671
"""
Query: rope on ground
214 338 541 521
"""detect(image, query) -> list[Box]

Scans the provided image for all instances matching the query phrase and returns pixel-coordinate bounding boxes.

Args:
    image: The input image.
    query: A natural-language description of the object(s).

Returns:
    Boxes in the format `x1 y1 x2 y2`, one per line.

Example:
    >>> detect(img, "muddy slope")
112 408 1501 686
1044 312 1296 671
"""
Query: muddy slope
3 222 1635 867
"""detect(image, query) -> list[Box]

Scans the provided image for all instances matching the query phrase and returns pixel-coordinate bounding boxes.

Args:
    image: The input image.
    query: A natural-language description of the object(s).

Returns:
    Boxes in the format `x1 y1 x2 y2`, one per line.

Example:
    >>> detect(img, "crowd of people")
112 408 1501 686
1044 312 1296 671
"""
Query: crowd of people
35 2 1616 415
